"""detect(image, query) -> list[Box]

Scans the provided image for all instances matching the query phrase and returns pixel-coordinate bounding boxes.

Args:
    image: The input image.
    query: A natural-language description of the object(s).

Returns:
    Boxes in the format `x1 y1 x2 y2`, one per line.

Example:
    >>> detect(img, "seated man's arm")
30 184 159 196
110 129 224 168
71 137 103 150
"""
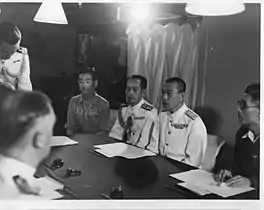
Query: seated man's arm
144 110 159 153
65 98 79 136
109 108 125 140
17 53 32 91
182 119 207 167
98 101 110 133
232 131 259 189
248 175 259 190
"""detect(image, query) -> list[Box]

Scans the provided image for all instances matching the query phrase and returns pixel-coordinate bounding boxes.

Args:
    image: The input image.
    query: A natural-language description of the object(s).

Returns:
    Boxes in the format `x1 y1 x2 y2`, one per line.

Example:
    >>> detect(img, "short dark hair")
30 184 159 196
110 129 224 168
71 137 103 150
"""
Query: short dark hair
244 83 260 104
77 66 98 81
0 22 21 45
0 90 52 149
165 77 186 93
127 75 147 90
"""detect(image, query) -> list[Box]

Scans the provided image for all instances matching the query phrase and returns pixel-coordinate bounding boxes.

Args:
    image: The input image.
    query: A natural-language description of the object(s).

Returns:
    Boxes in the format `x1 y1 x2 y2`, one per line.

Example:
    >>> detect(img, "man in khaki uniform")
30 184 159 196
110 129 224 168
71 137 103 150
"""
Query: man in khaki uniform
109 75 159 153
0 86 55 199
66 67 110 135
0 22 32 90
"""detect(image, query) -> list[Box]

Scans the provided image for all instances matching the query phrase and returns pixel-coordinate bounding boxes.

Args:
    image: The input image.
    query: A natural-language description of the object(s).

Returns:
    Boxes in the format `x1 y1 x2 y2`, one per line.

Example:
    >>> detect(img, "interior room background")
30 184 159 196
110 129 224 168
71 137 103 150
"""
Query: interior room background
0 3 259 157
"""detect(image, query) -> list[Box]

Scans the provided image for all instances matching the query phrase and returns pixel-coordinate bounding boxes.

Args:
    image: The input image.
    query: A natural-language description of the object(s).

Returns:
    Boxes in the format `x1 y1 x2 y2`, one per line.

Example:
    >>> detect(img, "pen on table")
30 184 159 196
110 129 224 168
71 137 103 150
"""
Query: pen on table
63 186 79 199
101 193 111 199
44 168 65 185
43 162 53 170
89 149 104 157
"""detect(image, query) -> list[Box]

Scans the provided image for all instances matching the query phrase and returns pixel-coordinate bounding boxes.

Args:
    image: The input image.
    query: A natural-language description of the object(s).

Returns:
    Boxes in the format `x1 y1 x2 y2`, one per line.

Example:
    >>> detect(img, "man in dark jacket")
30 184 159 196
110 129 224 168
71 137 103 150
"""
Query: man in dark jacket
214 83 260 190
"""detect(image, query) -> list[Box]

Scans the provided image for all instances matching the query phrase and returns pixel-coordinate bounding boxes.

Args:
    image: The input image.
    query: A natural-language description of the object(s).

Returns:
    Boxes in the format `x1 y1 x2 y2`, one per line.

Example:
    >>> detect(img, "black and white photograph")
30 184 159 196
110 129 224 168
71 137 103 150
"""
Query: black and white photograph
0 0 261 210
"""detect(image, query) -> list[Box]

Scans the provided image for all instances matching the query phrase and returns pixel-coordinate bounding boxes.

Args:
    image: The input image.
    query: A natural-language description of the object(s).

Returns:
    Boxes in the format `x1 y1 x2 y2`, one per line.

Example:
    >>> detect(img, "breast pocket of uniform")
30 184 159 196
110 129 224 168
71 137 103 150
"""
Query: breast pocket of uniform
88 105 100 117
5 59 21 76
133 116 146 131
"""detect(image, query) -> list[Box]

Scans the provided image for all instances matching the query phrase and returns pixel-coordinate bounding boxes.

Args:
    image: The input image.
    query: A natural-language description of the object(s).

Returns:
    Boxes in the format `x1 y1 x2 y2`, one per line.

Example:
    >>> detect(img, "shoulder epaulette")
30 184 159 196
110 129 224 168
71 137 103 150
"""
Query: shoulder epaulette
141 103 154 111
17 47 28 54
185 109 198 120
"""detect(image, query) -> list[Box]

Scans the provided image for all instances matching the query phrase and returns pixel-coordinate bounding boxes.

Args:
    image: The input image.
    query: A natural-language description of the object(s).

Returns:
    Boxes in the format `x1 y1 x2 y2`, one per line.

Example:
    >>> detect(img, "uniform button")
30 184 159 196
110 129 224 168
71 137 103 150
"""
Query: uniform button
132 133 135 136
166 143 169 146
168 131 171 134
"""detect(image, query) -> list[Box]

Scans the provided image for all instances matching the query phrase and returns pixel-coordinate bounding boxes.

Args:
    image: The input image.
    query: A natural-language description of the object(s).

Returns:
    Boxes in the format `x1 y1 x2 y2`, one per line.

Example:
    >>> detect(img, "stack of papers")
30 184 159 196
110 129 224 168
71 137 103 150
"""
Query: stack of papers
50 136 78 147
170 169 254 197
36 176 64 199
93 142 156 159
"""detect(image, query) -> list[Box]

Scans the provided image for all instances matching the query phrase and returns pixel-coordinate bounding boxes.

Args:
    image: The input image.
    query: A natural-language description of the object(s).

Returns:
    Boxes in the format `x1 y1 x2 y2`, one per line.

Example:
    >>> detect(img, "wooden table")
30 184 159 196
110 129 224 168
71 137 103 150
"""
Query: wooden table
36 134 258 200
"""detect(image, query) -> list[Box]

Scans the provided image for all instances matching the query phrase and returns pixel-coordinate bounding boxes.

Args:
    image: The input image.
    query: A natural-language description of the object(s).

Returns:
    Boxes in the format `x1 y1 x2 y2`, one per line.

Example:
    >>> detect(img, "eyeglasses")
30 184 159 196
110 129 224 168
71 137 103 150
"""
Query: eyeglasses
238 99 259 110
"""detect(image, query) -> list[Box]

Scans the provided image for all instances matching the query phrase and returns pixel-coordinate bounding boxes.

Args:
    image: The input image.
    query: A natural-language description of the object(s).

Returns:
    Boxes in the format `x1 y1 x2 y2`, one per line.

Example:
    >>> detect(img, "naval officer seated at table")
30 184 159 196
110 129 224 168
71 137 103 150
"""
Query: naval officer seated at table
158 77 207 167
0 86 56 199
109 75 159 153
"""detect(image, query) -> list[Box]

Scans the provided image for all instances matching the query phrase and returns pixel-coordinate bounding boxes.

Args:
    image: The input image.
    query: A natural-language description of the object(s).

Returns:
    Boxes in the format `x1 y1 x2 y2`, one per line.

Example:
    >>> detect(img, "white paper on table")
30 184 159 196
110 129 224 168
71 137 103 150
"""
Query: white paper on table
94 148 115 158
50 136 78 147
170 169 216 185
94 142 127 151
203 182 255 198
119 145 156 159
36 176 64 199
177 182 211 196
94 142 156 159
170 169 255 197
40 190 63 200
36 176 64 191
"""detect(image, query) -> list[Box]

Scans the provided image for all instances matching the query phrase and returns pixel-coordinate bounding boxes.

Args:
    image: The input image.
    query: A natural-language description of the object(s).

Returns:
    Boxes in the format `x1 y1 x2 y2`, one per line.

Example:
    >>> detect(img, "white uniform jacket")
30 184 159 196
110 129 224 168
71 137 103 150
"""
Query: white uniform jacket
109 98 159 153
0 155 47 200
159 103 207 167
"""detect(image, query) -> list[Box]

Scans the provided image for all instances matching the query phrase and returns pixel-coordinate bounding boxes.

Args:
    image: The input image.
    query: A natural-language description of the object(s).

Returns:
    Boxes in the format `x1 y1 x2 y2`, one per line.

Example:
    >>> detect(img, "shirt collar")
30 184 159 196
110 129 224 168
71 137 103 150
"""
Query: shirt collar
80 93 97 103
0 154 36 179
129 98 145 113
242 130 259 143
168 103 188 118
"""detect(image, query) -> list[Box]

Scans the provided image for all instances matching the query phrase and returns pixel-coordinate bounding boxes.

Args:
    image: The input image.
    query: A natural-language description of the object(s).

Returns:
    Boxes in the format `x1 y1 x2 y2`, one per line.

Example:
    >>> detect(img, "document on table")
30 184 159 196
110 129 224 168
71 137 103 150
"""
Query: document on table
177 182 211 196
204 182 255 198
50 136 78 147
94 142 156 159
36 176 64 199
170 169 254 197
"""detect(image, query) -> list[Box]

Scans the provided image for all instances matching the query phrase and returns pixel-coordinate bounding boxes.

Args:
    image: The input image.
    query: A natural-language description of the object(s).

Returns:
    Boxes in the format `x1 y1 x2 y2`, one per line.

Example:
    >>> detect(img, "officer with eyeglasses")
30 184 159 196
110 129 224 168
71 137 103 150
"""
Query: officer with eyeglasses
214 83 260 190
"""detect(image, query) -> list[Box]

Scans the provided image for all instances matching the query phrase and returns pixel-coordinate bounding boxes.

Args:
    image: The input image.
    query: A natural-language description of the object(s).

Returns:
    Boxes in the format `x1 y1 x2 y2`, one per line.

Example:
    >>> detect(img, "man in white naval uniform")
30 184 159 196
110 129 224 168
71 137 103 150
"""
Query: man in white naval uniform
0 22 32 90
159 77 207 167
109 75 159 153
0 87 56 199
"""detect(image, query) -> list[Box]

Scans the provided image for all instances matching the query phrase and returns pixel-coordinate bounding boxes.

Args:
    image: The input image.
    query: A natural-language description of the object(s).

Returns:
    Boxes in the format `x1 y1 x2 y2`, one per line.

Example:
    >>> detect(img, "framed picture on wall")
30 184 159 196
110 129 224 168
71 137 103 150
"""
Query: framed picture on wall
76 33 90 64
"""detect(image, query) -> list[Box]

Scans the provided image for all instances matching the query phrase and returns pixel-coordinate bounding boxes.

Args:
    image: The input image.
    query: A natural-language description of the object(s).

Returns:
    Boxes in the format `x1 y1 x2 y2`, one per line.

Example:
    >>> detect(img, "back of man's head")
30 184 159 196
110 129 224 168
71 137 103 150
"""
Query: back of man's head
244 83 260 105
0 22 21 45
0 89 52 151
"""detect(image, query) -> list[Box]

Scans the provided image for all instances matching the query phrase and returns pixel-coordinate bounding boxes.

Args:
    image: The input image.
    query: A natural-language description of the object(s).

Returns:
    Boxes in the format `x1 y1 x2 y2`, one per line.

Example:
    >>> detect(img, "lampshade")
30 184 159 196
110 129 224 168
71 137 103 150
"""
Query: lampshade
34 0 68 24
185 0 245 16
